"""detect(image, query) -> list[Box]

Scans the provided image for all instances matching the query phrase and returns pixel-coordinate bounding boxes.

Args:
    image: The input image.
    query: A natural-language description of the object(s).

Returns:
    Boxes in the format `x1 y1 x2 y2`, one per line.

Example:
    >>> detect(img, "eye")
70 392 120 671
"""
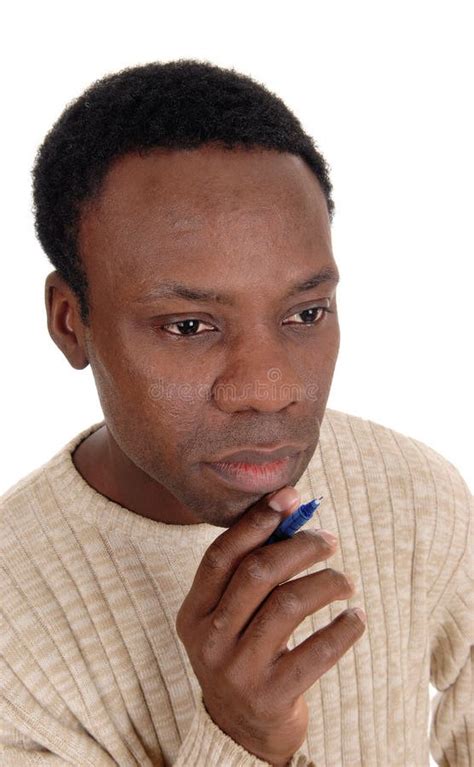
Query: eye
161 318 216 337
159 305 334 339
283 306 334 326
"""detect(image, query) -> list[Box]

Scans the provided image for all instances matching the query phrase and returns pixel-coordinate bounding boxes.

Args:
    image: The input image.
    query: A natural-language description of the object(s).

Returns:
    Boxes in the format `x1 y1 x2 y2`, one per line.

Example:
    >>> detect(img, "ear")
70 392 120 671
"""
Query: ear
44 271 89 370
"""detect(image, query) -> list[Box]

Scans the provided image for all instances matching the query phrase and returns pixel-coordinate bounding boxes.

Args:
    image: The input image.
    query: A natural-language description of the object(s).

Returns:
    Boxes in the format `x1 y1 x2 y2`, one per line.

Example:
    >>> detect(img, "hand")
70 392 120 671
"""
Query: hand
176 486 366 766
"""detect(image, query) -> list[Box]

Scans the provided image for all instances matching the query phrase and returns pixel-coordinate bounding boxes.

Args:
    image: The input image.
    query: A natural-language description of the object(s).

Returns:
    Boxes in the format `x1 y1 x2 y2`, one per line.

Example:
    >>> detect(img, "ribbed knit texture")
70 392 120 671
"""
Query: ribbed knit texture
0 408 472 766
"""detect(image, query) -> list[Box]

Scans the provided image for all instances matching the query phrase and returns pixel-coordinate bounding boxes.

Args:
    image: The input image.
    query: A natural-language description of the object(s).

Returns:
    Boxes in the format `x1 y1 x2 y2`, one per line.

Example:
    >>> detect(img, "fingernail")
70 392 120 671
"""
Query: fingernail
318 530 338 545
352 607 367 624
268 487 300 511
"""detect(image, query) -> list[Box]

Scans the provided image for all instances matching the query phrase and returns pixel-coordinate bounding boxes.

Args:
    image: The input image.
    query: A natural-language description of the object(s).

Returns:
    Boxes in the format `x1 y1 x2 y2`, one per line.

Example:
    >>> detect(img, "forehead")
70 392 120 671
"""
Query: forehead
79 146 332 298
85 144 329 229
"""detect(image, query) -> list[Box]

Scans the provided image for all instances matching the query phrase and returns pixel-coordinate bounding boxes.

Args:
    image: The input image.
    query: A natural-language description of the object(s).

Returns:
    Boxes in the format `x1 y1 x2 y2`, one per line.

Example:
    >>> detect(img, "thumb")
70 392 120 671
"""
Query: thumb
265 486 301 517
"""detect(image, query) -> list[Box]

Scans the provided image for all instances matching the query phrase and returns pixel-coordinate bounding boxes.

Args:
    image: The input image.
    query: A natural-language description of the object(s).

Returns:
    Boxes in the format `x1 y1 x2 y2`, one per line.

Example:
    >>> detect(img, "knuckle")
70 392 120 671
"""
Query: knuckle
202 539 230 572
241 551 272 582
210 604 229 631
249 508 281 530
304 530 337 559
272 586 301 616
290 661 305 684
331 568 355 595
308 529 330 548
324 567 341 586
312 636 336 666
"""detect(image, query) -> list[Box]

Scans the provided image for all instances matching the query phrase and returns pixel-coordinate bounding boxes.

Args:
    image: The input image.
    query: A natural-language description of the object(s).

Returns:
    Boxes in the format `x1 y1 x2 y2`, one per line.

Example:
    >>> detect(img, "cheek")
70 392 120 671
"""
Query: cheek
119 344 209 426
86 333 160 424
148 374 211 430
133 344 214 411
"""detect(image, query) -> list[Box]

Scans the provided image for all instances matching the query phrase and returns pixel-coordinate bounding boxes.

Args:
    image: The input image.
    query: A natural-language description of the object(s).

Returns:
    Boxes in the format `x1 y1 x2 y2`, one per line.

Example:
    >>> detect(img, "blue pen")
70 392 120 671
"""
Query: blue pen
264 496 324 546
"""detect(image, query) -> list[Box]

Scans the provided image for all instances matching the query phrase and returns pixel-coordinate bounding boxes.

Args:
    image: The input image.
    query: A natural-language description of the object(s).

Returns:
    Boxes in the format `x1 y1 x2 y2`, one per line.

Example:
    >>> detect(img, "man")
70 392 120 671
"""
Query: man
0 60 471 766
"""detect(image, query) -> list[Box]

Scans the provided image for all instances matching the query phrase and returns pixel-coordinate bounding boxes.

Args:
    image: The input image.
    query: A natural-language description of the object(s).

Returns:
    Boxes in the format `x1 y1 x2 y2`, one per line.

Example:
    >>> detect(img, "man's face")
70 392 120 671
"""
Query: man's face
77 145 340 526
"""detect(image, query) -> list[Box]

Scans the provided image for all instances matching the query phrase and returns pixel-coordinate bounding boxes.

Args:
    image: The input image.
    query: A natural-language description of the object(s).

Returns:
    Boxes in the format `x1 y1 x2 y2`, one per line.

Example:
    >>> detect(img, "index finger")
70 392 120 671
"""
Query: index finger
178 487 300 623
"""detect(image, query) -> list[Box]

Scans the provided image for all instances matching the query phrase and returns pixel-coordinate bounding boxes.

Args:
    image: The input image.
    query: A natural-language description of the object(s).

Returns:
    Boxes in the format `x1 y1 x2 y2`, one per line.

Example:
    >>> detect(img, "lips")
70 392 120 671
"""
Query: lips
204 451 301 493
212 445 302 465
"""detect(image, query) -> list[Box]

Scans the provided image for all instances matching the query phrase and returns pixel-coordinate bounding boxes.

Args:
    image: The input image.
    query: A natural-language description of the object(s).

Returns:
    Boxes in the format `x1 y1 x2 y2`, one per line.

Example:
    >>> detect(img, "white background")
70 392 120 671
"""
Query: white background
1 2 472 763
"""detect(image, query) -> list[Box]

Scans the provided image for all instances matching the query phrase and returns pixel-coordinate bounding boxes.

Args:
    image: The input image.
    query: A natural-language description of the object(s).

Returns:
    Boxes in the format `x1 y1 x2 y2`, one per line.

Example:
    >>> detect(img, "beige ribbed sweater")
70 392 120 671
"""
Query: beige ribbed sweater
0 408 472 766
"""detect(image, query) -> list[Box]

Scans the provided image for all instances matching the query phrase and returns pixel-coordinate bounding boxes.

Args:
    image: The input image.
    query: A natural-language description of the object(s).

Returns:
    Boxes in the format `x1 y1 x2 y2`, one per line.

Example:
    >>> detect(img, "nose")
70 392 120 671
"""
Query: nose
211 333 306 413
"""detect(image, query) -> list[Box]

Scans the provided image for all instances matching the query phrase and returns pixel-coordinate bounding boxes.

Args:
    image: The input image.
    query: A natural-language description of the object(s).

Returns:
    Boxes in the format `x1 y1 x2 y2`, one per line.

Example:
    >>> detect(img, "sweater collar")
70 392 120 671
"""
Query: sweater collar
44 419 317 547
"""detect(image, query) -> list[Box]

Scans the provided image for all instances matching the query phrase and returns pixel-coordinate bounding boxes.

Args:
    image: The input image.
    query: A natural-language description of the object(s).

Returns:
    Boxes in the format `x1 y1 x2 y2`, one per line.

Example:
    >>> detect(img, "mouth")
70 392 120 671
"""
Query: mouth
203 452 301 493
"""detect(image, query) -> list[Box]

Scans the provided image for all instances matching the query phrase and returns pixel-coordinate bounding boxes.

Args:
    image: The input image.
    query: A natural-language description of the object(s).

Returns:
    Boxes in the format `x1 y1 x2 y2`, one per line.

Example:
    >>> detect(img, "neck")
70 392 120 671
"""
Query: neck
71 424 200 524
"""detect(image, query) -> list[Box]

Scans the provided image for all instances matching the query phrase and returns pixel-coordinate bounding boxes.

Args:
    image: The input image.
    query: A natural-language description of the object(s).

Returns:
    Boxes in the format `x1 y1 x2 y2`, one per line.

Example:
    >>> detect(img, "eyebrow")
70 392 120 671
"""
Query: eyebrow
134 265 340 306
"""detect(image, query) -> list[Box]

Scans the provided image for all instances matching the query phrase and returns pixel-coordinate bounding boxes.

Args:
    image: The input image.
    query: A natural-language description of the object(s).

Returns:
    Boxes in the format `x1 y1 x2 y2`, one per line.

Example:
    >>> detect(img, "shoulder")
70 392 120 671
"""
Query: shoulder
320 408 472 581
0 432 76 572
0 465 53 573
321 407 471 504
1 463 47 510
0 419 104 538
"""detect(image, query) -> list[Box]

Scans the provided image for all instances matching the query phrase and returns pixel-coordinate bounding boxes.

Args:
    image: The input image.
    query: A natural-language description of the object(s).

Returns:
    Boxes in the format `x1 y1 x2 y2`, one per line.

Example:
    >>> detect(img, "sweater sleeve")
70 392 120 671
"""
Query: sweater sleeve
173 692 315 767
428 486 473 766
0 693 315 767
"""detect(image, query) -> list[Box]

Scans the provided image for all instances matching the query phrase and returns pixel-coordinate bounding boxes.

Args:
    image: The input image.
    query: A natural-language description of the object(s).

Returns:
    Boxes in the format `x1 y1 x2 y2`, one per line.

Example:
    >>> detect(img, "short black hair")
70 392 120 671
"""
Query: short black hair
33 59 335 326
